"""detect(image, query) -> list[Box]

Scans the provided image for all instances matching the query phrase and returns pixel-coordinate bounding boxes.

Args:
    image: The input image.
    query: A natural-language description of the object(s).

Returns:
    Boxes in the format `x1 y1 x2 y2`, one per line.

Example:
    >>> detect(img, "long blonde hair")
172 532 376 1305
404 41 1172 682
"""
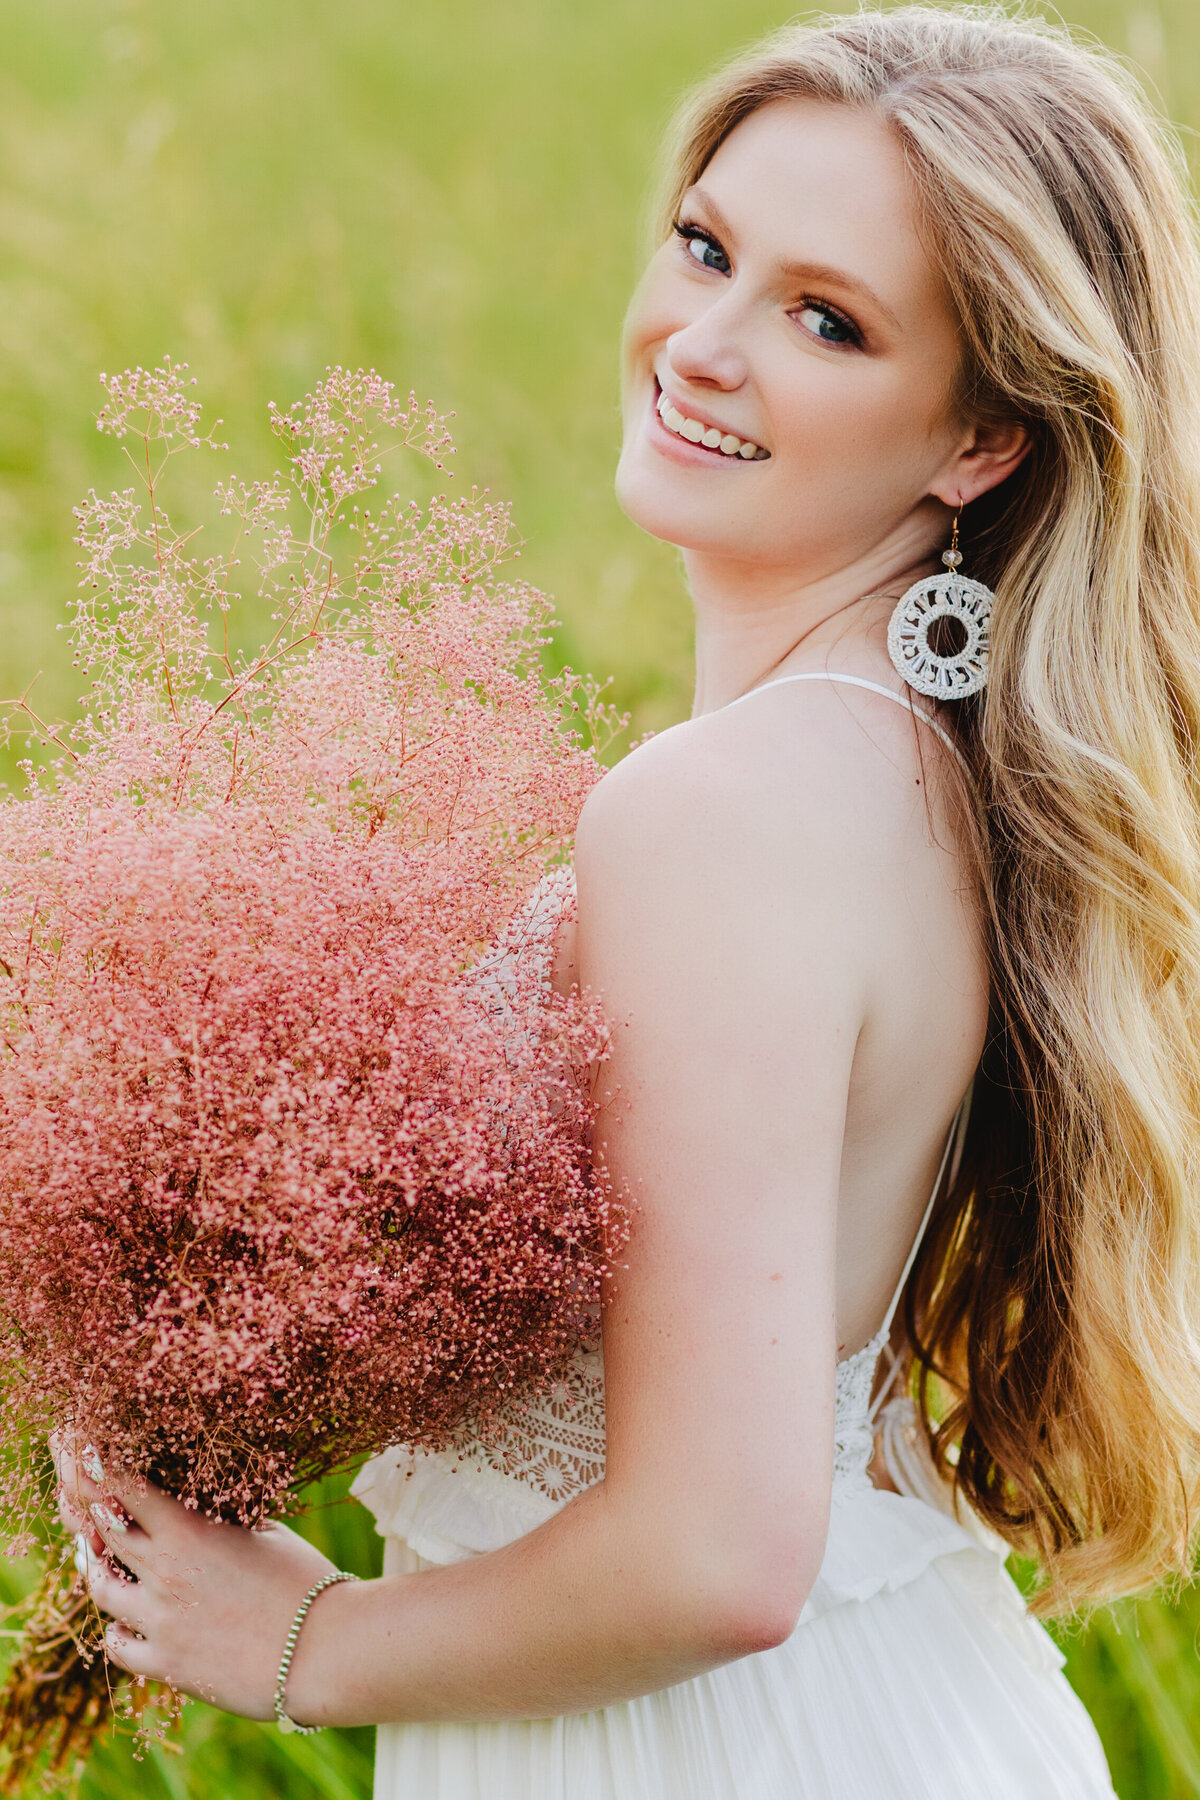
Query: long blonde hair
660 5 1200 1614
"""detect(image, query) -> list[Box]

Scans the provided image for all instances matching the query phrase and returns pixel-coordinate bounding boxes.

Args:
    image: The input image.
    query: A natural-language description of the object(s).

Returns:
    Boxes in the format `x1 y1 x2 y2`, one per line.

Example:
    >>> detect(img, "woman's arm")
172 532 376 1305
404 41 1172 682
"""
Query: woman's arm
62 705 880 1727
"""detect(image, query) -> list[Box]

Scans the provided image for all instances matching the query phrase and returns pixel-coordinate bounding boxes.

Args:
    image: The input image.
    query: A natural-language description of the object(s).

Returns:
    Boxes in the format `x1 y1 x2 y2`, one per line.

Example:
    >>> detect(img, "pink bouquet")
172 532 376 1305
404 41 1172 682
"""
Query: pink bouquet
0 363 628 1783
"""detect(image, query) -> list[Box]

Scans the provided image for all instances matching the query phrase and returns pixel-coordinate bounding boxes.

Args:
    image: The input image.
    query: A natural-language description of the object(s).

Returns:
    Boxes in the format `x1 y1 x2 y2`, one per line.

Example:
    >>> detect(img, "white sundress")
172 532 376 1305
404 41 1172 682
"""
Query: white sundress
352 673 1118 1799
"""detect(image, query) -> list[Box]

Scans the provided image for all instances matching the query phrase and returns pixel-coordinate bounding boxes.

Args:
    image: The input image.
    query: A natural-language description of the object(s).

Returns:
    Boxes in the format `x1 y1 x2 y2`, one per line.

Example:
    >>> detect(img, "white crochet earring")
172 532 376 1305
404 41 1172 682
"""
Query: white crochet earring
887 505 993 699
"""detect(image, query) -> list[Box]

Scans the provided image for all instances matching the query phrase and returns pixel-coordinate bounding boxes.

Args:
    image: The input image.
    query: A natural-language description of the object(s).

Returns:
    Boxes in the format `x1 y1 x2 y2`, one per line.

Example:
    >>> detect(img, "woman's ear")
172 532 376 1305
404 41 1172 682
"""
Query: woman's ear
931 418 1032 508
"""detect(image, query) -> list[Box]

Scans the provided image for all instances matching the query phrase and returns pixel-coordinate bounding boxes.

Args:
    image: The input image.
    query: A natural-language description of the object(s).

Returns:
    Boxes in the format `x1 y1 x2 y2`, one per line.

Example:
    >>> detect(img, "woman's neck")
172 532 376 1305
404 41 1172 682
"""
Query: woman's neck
683 542 942 719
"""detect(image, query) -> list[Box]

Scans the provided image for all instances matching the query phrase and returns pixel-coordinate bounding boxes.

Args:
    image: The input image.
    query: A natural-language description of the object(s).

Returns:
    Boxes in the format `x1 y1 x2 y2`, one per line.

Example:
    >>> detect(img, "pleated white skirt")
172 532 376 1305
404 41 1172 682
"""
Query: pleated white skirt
367 1506 1117 1799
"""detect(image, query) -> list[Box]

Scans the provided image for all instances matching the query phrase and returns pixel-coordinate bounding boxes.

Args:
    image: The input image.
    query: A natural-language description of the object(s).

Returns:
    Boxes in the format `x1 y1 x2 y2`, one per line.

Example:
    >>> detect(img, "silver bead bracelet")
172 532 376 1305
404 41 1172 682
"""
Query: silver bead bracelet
274 1569 361 1734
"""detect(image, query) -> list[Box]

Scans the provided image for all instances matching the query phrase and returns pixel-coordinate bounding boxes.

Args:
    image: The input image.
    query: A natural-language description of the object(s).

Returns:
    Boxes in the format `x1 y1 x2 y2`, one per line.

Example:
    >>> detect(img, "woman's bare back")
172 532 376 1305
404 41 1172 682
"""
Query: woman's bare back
552 670 989 1358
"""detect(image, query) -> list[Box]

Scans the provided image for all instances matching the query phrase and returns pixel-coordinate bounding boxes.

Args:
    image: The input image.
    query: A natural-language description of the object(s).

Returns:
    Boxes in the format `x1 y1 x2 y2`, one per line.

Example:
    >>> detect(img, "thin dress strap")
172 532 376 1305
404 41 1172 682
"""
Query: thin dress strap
720 671 969 771
866 1078 975 1422
878 1077 974 1343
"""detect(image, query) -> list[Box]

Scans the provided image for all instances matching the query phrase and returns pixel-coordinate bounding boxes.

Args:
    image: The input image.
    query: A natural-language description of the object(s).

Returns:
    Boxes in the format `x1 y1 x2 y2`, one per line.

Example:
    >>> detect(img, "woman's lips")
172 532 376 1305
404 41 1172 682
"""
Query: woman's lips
648 381 769 465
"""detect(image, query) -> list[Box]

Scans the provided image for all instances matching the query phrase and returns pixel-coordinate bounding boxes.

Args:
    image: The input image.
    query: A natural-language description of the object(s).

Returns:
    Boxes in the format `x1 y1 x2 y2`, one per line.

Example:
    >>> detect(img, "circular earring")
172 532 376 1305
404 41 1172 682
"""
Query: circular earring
887 507 994 699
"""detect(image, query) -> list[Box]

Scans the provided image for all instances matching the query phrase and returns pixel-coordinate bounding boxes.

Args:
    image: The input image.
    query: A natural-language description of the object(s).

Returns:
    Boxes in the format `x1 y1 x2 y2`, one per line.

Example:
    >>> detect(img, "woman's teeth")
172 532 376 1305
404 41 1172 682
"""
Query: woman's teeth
656 390 769 460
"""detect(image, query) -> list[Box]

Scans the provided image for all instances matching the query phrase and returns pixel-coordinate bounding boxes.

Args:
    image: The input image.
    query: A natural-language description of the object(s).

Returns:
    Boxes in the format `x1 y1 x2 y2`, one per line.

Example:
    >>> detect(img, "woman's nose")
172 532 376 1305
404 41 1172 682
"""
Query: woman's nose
663 313 748 394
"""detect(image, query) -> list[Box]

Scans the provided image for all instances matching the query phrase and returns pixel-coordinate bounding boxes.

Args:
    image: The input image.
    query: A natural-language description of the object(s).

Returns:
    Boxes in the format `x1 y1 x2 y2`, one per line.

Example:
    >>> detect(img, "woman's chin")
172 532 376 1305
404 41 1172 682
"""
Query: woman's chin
613 451 747 554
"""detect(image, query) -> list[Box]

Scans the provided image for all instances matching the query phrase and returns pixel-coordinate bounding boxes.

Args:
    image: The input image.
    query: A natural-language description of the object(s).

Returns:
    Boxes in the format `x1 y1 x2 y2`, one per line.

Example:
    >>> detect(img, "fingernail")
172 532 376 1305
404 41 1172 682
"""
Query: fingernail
89 1503 127 1535
73 1533 91 1579
81 1444 105 1484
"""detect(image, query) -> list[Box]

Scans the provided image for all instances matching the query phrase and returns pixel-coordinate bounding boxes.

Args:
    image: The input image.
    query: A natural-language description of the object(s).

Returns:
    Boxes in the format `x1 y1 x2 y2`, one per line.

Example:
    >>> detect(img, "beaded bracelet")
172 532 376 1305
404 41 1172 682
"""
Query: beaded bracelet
274 1569 361 1734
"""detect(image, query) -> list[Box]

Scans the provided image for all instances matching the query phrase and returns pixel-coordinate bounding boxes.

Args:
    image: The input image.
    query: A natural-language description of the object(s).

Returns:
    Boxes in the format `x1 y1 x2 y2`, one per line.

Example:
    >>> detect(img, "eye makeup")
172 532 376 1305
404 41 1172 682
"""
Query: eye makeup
669 217 865 349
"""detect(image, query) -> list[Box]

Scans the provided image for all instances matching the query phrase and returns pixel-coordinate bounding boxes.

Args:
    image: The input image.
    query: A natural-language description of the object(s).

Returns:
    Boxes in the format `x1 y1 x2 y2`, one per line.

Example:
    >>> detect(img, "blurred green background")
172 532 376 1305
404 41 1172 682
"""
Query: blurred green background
1 0 1199 1793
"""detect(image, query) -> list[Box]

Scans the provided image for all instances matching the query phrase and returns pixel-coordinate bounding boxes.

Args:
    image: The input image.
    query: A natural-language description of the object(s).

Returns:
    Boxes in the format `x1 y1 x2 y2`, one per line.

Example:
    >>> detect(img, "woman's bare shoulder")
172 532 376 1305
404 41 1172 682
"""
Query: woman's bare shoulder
575 679 932 894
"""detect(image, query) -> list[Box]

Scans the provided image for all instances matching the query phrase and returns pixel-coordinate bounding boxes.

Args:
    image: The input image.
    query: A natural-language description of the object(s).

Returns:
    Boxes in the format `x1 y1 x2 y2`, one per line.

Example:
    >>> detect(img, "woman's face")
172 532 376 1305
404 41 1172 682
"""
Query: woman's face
616 98 973 577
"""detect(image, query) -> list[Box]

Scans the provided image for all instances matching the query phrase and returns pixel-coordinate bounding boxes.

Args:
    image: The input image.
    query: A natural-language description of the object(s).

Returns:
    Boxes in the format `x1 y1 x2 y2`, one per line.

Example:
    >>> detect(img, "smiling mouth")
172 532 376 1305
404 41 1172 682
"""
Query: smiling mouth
653 382 770 461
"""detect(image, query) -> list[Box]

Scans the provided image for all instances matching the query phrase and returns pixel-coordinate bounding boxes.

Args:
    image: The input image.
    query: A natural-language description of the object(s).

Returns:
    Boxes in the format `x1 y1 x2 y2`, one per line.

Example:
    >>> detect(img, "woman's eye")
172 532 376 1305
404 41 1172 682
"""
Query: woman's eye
686 236 730 274
795 303 860 347
672 223 731 275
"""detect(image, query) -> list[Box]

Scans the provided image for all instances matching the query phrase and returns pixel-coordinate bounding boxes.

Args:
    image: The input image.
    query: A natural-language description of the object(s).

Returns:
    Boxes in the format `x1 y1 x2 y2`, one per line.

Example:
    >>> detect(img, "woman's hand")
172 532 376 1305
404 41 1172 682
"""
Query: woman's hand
50 1432 337 1719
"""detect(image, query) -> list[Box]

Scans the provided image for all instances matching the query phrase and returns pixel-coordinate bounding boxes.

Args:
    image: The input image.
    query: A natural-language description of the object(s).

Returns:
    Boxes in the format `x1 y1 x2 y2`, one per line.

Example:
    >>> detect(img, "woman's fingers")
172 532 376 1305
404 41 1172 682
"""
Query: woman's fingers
50 1433 172 1544
103 1621 155 1679
51 1436 133 1537
97 1474 187 1538
68 1458 182 1541
50 1432 105 1494
57 1484 96 1539
75 1537 150 1632
86 1500 150 1574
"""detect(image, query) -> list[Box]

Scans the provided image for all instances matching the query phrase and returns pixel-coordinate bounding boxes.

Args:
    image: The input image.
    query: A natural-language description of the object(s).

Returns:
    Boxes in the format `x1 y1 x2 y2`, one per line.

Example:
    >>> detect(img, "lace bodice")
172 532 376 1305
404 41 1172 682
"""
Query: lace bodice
832 1327 896 1491
451 1345 607 1503
437 1316 897 1524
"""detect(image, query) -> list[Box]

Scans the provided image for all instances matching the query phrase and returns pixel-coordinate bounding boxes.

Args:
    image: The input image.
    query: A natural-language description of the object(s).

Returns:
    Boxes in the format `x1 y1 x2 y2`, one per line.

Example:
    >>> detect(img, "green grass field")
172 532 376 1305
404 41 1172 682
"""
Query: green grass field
2 0 1200 1793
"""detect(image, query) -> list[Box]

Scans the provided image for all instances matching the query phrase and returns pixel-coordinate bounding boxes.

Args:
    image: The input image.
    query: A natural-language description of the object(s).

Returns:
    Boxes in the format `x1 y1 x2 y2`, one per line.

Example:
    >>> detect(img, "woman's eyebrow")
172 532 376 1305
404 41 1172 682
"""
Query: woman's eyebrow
685 186 901 330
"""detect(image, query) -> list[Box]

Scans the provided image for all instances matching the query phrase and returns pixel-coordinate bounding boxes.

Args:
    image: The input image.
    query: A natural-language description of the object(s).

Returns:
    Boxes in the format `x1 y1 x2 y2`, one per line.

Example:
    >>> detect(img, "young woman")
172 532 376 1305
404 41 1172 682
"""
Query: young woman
56 7 1200 1794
